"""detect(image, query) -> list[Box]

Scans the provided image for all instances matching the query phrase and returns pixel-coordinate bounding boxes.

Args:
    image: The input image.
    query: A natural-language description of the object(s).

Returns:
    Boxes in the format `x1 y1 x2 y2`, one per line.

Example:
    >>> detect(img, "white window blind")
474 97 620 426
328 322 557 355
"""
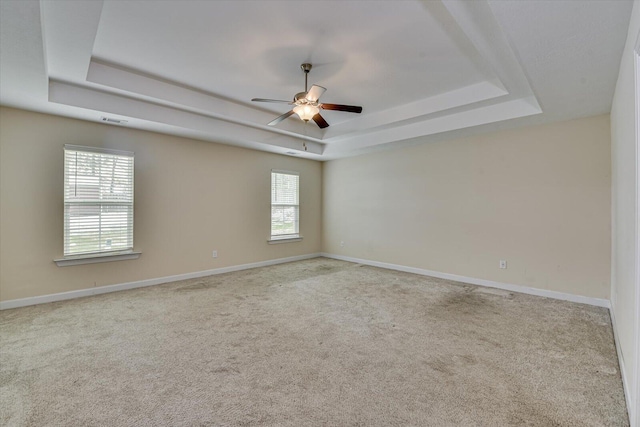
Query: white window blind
271 170 299 237
64 145 134 257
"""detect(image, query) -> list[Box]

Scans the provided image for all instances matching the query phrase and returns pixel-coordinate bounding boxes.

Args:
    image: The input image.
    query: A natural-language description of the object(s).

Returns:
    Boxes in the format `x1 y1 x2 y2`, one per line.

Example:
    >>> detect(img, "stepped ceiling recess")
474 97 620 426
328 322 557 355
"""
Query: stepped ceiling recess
0 0 633 159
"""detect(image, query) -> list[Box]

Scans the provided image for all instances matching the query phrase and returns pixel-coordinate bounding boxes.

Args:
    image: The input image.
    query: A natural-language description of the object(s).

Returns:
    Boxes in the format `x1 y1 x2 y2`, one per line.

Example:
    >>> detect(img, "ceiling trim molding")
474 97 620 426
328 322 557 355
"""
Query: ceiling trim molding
87 59 326 142
323 96 541 157
49 79 325 156
322 80 508 141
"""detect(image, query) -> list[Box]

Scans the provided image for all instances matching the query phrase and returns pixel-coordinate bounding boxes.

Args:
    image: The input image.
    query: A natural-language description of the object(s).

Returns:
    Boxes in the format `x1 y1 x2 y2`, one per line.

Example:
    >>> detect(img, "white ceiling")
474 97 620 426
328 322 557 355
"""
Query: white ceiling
0 0 633 160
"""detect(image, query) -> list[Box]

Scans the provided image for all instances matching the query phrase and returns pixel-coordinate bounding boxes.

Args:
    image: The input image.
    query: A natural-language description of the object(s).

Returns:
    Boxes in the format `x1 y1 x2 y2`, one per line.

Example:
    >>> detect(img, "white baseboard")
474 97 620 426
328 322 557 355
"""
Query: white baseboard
321 253 610 308
0 253 322 310
610 304 635 426
4 252 611 310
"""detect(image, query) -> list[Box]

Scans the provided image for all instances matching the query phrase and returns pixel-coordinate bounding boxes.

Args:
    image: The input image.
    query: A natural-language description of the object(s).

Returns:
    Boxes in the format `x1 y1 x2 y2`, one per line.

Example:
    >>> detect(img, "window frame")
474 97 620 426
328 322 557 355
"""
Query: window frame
55 145 139 266
269 169 302 244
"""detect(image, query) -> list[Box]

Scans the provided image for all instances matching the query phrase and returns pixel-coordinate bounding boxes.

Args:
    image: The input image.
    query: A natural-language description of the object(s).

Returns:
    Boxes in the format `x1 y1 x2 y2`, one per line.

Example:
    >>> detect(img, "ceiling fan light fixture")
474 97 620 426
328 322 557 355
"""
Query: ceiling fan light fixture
293 104 319 122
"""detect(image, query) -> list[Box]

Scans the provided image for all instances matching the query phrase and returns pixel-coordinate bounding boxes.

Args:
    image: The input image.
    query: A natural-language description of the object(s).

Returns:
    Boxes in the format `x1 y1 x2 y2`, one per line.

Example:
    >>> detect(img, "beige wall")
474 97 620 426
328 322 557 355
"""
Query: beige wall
611 0 639 421
323 114 611 299
0 108 616 302
0 107 322 301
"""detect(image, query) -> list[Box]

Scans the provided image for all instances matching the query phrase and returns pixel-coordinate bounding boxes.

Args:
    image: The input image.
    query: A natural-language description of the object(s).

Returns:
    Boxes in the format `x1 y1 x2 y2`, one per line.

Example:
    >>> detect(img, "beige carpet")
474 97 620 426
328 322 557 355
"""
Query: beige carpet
0 258 628 426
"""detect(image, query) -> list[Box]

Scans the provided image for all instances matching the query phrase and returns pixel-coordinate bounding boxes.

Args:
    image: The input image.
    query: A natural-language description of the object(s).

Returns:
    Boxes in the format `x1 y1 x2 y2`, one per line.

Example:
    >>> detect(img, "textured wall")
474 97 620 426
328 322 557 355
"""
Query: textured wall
0 107 322 301
323 114 611 299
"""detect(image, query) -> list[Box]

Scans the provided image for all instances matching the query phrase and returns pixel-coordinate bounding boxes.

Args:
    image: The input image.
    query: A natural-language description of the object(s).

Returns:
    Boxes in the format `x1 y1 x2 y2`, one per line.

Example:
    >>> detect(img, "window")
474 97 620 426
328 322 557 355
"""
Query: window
63 145 134 257
271 170 299 240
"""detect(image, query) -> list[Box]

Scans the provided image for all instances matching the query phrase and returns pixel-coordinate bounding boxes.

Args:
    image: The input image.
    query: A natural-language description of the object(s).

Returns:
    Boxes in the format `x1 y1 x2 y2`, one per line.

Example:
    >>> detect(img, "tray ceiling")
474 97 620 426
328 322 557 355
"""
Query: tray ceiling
0 0 633 159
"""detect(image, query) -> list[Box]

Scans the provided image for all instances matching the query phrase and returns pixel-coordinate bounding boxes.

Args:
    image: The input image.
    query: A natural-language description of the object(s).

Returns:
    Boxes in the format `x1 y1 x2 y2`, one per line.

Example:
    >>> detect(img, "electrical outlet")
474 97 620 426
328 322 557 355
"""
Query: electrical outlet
212 250 218 258
499 260 507 269
340 241 345 247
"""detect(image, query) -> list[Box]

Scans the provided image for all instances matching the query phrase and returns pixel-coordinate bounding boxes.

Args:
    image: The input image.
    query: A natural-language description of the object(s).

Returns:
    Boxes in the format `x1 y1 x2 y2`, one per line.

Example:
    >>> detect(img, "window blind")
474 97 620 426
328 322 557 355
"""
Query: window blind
271 170 299 237
63 145 134 257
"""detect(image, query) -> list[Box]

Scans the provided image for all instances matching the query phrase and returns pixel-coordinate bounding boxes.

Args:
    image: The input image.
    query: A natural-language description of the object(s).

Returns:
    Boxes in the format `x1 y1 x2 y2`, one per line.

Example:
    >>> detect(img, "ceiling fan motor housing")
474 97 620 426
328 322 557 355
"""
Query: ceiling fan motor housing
294 92 312 103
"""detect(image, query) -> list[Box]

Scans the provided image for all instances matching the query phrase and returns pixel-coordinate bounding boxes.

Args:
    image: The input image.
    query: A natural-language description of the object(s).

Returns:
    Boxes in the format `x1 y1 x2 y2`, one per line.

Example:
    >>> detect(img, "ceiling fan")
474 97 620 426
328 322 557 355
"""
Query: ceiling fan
251 63 363 129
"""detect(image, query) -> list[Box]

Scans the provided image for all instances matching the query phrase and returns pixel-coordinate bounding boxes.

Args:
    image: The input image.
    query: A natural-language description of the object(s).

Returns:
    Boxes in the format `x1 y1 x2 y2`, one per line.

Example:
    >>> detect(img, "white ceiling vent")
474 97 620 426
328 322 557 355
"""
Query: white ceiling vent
101 116 127 125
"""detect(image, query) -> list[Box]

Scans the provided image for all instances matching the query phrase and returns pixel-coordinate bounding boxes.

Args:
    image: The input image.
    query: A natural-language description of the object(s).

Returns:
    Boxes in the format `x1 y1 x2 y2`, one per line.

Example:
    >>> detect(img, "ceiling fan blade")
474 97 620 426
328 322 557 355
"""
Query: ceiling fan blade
312 113 329 129
252 98 293 104
267 110 295 126
305 85 326 103
320 103 363 113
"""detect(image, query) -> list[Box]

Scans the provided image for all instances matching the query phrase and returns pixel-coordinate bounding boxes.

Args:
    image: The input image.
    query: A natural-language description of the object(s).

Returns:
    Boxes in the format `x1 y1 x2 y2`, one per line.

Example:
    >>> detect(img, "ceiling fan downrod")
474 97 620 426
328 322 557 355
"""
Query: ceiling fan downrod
301 63 312 93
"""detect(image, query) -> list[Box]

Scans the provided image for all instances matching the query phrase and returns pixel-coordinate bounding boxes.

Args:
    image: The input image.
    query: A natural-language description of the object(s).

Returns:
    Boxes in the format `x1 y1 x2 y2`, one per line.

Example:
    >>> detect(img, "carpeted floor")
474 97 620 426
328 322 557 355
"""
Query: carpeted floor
0 258 628 426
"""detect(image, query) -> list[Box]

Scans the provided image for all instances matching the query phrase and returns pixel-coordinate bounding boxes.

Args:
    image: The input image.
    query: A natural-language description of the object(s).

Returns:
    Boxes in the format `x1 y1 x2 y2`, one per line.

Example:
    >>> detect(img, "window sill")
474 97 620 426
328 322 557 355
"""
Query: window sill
54 251 141 267
268 236 303 244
